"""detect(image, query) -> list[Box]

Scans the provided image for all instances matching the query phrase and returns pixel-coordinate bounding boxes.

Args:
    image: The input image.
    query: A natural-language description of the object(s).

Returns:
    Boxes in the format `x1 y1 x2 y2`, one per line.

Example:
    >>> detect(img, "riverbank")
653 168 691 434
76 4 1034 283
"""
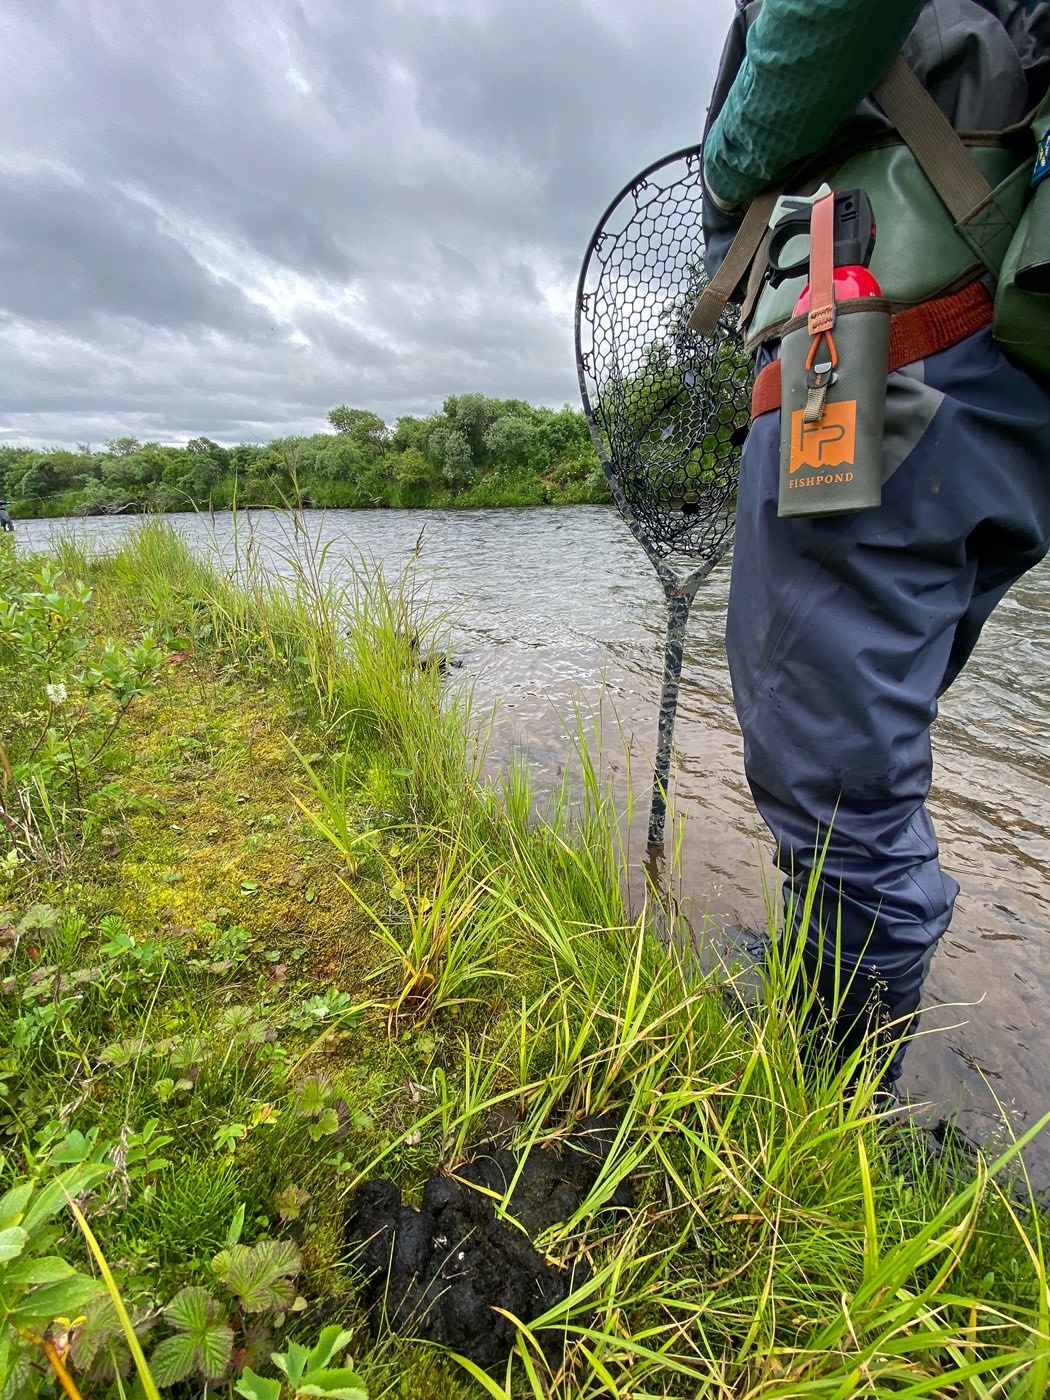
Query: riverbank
7 474 611 522
0 395 610 520
2 520 1049 1398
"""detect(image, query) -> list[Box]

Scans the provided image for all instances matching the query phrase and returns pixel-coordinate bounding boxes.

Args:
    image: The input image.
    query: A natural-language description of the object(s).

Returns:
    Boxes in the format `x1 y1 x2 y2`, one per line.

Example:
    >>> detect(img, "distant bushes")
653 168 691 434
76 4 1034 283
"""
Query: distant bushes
1 395 609 519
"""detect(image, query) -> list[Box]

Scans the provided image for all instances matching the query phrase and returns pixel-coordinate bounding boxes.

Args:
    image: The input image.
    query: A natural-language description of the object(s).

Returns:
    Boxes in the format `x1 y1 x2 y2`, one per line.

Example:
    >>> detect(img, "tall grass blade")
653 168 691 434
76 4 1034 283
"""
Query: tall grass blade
65 1199 162 1400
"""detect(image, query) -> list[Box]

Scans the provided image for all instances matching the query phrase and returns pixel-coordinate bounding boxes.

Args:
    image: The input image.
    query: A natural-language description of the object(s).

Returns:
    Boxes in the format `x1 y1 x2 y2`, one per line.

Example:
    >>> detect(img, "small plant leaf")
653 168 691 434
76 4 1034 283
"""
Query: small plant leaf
169 1036 208 1069
68 1293 156 1376
299 1370 369 1400
217 1005 254 1035
273 1339 311 1386
251 1237 302 1281
211 1243 245 1284
11 1274 104 1323
100 1037 148 1067
0 1183 33 1229
226 1202 246 1249
164 1283 222 1330
305 1326 355 1372
153 1287 233 1384
21 1161 111 1233
234 1369 283 1400
196 1322 236 1380
51 1120 101 1164
212 1239 302 1313
4 1256 74 1288
150 1334 199 1387
0 1226 28 1262
273 1184 310 1222
295 1074 330 1118
309 1108 340 1140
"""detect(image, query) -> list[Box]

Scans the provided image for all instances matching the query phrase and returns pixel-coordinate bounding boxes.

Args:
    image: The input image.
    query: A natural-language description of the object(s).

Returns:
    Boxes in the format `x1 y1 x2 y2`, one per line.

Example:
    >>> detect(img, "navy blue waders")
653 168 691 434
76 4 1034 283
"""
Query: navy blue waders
727 327 1050 1081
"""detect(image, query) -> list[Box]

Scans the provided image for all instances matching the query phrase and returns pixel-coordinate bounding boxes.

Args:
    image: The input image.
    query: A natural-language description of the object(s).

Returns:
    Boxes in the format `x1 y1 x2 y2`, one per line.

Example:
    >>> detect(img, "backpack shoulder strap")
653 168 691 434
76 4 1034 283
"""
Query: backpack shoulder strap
689 187 781 337
872 54 994 222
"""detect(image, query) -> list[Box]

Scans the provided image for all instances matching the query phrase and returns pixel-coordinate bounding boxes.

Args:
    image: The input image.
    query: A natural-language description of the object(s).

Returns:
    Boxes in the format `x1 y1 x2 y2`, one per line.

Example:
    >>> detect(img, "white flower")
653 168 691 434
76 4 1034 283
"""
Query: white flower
45 682 68 706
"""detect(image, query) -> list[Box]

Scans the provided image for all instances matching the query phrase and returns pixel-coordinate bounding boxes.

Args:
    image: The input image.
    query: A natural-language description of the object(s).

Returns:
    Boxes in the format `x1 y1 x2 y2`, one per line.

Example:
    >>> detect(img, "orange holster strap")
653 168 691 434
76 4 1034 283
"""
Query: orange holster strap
806 191 837 337
750 280 993 419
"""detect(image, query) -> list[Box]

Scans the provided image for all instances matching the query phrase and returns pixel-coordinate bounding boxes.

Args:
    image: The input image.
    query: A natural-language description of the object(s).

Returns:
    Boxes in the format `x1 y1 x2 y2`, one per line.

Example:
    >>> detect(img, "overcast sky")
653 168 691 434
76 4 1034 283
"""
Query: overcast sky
1 0 735 449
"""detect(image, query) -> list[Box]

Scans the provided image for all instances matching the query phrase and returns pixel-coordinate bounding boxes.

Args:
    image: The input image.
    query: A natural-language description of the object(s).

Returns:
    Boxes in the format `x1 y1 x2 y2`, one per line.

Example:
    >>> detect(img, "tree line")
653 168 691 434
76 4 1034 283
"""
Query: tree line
0 395 609 518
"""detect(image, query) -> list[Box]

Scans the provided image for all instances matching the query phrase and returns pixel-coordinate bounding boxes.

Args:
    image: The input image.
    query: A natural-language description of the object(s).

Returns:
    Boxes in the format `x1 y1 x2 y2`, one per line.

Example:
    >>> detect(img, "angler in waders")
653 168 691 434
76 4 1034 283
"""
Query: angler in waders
694 0 1050 1088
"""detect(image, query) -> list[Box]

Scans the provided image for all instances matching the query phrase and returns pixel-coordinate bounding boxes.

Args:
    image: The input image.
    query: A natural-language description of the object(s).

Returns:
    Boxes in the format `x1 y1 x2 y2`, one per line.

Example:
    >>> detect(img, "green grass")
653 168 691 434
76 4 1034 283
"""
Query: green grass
0 517 1047 1398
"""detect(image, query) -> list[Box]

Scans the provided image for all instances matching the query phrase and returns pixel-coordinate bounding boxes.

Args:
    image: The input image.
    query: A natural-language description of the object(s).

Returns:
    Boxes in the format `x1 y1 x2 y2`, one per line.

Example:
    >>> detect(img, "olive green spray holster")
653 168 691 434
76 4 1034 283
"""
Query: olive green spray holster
778 299 890 518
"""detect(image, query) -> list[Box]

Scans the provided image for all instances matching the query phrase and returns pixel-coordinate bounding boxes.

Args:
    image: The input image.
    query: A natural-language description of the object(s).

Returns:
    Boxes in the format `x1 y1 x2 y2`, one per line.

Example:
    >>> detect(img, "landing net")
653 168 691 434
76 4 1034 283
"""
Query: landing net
574 145 753 851
575 145 751 566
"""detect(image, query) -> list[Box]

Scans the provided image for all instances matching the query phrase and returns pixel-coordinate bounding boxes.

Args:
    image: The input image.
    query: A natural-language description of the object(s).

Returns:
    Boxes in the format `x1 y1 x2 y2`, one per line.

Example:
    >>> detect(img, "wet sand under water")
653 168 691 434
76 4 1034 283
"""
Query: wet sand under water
18 506 1050 1187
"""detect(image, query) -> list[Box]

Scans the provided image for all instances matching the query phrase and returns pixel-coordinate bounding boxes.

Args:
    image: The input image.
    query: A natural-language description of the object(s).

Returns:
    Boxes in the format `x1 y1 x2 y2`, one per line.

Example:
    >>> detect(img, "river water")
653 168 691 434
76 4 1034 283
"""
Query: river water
15 507 1050 1182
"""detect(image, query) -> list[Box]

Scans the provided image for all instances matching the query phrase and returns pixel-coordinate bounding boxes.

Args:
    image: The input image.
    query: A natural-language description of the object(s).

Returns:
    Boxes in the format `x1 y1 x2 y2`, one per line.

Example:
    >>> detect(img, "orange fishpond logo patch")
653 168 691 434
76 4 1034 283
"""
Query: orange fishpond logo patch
789 400 857 475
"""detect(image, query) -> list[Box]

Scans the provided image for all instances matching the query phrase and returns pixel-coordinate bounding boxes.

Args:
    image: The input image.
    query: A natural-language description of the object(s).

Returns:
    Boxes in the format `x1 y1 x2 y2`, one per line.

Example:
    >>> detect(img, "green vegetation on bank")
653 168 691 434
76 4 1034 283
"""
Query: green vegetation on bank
1 520 1049 1398
0 396 608 520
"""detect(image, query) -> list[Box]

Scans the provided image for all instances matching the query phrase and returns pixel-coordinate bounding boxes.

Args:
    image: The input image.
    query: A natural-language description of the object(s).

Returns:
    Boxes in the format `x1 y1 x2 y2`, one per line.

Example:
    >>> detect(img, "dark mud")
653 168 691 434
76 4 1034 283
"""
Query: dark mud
345 1115 632 1369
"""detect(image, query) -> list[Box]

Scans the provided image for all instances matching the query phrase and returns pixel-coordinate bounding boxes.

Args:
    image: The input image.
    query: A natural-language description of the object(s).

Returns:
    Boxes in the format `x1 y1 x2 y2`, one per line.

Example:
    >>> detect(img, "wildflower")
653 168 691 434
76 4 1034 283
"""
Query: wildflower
45 682 68 706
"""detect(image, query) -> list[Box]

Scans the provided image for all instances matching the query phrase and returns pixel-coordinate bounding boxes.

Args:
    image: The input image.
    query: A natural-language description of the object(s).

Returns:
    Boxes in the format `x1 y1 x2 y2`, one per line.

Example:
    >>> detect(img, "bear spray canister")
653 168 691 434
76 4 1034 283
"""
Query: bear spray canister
774 191 890 518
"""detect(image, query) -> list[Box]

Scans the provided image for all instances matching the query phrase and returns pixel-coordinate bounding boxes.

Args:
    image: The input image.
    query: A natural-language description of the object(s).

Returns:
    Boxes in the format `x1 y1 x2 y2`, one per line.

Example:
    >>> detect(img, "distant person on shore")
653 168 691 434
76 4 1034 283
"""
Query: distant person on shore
0 502 12 533
699 0 1050 1087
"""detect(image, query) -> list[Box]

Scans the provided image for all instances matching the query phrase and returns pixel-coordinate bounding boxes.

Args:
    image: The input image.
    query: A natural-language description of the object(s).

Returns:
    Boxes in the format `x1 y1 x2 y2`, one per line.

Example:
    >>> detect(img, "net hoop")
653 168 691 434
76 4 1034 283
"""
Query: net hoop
575 145 751 572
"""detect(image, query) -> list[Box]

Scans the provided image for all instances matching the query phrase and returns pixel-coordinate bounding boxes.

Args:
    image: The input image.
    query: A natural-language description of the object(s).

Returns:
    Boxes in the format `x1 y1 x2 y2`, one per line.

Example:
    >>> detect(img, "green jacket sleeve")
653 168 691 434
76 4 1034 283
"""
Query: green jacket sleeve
704 0 927 208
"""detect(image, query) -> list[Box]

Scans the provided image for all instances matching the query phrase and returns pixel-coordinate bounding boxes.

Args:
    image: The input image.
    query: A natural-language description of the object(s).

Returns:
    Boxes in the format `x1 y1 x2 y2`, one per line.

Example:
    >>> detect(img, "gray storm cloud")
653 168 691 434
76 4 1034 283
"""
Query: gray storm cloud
0 0 735 447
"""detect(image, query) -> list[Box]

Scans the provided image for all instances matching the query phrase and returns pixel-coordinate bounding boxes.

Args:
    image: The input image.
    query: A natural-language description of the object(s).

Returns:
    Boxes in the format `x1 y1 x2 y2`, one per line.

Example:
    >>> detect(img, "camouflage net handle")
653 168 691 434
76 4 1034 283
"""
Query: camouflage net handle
574 145 752 850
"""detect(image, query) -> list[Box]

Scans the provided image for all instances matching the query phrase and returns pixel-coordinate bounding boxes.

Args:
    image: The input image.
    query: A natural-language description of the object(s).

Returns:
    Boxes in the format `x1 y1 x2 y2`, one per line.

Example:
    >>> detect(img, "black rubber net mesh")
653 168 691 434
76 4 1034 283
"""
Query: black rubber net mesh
576 148 753 562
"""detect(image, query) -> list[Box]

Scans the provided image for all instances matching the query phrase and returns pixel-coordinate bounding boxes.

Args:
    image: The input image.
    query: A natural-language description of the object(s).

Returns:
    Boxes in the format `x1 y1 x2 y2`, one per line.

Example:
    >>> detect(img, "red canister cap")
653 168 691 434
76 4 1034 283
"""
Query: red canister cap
792 264 881 317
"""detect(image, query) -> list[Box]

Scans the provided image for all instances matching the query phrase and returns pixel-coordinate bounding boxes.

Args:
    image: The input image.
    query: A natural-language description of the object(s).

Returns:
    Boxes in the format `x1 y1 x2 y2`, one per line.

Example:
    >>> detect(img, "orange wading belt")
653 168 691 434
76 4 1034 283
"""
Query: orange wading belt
750 279 993 419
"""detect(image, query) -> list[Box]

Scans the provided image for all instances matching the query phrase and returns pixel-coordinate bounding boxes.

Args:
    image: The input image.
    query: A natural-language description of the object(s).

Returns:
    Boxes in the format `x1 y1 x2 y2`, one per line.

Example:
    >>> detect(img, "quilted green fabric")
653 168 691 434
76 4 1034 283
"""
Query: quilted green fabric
704 0 926 208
